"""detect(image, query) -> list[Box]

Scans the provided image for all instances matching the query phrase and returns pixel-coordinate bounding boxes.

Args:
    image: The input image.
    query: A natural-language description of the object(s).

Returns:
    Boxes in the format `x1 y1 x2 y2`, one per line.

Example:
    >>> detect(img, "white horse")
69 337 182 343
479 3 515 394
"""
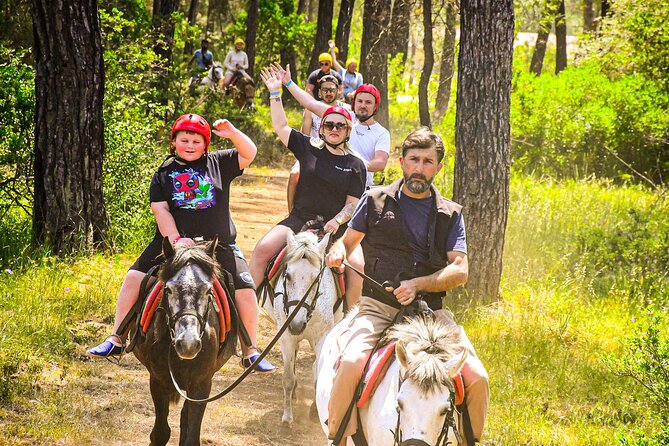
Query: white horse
189 62 224 92
261 231 345 425
316 312 467 446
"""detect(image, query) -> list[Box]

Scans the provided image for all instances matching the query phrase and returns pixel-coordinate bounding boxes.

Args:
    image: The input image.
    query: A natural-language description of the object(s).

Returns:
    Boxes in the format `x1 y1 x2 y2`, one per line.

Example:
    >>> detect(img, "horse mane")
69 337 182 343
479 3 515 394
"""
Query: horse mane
283 231 322 267
387 315 463 393
159 242 219 282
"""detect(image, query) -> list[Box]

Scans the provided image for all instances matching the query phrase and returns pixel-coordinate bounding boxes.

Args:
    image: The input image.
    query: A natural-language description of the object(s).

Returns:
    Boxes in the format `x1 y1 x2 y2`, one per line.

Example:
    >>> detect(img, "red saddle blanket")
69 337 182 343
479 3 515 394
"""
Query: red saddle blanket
139 276 232 343
266 247 346 297
356 342 465 408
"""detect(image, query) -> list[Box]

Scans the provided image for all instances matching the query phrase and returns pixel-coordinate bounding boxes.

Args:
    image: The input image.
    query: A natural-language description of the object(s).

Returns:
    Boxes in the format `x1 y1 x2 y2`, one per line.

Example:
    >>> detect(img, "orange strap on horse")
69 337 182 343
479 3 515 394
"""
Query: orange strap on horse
212 276 232 342
140 281 164 333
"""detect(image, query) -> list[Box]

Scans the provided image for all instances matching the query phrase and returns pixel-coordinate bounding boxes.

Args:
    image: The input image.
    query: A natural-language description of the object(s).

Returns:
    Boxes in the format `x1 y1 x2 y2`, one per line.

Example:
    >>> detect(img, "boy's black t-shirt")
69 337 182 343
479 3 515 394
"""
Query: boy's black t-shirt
288 129 367 221
149 150 242 244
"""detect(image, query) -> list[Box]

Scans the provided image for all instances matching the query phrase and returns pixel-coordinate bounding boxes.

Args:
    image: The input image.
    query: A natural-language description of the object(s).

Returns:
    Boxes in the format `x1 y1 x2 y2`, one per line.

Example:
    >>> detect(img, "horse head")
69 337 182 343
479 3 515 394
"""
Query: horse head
281 230 331 335
159 237 219 360
391 316 468 446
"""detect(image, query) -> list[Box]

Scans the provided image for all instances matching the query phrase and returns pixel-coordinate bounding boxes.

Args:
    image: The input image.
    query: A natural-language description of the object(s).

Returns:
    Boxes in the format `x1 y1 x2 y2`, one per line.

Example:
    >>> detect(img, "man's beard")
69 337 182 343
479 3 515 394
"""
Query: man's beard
403 172 432 194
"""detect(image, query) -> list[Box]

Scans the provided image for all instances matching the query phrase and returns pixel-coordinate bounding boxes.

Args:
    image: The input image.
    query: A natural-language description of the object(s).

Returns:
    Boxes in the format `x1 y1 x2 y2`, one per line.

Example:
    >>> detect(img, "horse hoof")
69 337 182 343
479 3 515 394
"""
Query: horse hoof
281 412 294 425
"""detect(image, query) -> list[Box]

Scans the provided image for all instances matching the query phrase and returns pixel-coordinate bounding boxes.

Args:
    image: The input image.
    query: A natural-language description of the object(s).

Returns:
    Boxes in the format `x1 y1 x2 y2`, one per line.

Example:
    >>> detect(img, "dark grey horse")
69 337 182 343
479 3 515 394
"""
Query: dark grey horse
132 238 237 446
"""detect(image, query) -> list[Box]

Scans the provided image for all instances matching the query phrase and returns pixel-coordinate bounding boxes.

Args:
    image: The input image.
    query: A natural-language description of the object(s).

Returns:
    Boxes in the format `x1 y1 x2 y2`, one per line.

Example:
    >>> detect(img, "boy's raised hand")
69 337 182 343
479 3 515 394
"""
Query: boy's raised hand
212 119 237 139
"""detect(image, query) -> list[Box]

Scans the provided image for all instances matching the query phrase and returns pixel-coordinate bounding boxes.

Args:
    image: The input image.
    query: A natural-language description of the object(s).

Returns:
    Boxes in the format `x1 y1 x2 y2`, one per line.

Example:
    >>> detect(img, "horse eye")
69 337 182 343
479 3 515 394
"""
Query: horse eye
285 273 291 281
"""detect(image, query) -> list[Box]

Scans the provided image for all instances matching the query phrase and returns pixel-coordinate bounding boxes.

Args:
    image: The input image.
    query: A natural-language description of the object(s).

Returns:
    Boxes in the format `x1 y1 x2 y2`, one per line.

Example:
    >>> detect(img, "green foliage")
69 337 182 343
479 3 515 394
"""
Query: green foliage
0 43 34 216
618 426 669 446
511 60 669 183
605 314 669 418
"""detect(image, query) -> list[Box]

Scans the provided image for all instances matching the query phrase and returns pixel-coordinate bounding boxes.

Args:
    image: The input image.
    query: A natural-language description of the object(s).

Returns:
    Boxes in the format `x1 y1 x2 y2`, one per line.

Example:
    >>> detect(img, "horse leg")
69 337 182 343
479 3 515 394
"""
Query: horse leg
279 334 299 425
179 380 212 446
149 377 172 446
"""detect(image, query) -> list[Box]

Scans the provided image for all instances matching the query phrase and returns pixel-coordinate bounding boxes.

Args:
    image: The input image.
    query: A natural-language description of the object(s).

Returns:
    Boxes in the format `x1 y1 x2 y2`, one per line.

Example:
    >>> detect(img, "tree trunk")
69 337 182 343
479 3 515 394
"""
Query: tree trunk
206 0 229 36
30 0 108 254
389 0 411 64
529 0 555 76
297 0 307 15
433 0 457 122
583 0 594 32
307 0 319 21
361 0 392 129
245 0 259 77
334 0 355 62
554 0 567 74
601 0 610 18
280 0 299 107
454 0 514 303
152 0 180 64
418 0 434 127
184 0 200 57
307 0 334 74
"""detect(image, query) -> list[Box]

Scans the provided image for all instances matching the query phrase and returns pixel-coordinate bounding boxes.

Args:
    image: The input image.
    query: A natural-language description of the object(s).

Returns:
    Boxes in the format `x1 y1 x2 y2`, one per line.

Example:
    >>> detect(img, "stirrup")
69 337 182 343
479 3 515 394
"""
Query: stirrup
87 334 126 364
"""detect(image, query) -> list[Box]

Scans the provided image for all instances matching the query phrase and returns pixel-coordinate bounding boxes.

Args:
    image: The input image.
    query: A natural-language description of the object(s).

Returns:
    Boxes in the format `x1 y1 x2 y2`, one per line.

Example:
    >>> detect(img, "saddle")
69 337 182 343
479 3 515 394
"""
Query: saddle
355 342 465 408
123 266 235 352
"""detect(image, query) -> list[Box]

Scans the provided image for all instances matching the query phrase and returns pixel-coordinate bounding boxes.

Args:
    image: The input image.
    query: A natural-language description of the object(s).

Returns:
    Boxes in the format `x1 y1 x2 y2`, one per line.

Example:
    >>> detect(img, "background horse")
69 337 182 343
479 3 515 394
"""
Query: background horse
229 71 255 111
315 312 467 446
132 238 237 446
199 62 224 92
260 231 344 425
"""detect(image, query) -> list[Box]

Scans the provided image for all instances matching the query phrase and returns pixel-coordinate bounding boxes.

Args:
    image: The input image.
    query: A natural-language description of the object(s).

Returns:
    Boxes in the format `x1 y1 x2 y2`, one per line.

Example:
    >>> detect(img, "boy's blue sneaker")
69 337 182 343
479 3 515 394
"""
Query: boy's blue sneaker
241 353 276 373
87 337 125 358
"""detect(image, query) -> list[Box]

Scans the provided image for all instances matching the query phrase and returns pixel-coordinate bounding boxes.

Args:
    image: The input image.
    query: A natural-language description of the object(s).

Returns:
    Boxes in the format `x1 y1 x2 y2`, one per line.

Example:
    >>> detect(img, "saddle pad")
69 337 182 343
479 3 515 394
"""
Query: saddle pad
454 372 465 406
267 246 288 281
140 281 164 333
357 342 396 408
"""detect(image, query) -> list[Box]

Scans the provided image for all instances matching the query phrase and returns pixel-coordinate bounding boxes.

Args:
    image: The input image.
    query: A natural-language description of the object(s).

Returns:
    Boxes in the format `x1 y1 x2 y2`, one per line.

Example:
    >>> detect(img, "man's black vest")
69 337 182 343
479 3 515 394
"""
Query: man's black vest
361 179 463 310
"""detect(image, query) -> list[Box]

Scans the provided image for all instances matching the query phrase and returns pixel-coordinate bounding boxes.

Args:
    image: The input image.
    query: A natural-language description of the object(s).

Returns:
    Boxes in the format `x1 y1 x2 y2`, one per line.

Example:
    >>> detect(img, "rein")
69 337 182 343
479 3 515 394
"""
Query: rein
167 263 328 404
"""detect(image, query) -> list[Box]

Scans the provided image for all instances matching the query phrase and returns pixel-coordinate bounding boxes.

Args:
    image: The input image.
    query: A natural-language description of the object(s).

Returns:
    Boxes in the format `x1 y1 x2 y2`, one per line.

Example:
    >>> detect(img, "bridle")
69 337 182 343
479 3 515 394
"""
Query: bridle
392 377 462 446
162 287 215 344
276 259 327 325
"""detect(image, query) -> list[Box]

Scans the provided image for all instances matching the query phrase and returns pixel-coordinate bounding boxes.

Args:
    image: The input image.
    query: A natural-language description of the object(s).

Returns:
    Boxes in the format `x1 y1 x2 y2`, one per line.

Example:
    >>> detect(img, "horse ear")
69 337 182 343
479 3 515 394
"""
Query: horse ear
286 229 297 249
163 236 175 258
446 348 468 379
317 233 331 255
208 236 218 259
396 341 409 370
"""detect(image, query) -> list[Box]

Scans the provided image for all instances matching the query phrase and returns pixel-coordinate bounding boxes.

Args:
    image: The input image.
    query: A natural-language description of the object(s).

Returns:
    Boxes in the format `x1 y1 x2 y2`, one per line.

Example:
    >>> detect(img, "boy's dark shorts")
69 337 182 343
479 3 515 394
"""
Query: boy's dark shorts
130 238 255 290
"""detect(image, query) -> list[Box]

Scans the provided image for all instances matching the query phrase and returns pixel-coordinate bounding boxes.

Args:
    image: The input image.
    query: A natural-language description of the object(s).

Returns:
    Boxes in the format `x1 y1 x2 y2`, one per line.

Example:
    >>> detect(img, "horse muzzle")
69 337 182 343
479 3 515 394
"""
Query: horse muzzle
173 316 203 359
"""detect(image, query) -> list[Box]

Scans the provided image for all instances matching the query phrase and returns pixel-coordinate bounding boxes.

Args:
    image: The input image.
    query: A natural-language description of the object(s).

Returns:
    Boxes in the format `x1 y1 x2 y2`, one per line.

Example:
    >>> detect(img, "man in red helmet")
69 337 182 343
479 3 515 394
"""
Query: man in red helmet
87 113 276 373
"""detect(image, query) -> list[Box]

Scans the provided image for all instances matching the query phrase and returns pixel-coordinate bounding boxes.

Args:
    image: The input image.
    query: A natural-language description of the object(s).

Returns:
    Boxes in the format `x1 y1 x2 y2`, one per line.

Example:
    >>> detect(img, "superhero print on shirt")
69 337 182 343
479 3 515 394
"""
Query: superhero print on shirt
170 168 215 210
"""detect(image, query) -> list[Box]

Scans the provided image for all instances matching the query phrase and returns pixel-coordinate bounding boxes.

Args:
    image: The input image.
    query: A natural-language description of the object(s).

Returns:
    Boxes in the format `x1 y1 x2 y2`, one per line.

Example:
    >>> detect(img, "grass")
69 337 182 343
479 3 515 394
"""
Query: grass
0 174 667 444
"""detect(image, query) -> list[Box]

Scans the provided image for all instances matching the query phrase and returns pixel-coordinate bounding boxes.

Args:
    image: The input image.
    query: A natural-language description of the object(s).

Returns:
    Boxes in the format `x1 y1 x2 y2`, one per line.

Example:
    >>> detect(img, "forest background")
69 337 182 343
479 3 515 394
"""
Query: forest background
0 0 668 444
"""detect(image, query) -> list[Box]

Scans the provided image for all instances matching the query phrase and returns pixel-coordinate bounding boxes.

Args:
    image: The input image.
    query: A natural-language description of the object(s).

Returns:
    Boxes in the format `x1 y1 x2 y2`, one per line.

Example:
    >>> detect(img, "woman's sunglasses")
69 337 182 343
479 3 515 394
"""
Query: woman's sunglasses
323 122 348 131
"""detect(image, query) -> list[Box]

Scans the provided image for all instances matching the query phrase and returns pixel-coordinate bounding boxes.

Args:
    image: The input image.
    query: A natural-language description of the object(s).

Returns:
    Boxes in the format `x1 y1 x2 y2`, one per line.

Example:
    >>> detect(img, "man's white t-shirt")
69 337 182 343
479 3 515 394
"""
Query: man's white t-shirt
349 118 390 186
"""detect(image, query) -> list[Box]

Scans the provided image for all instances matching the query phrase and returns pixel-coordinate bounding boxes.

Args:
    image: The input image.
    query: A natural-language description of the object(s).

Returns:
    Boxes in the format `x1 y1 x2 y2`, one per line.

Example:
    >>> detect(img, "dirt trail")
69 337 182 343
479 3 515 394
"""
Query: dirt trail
78 170 329 446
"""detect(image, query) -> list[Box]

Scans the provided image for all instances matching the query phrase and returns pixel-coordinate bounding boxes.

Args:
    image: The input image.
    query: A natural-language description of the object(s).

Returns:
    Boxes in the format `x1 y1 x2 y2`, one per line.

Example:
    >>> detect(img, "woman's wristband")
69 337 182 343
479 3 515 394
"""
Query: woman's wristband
269 90 281 97
285 79 293 88
172 236 182 245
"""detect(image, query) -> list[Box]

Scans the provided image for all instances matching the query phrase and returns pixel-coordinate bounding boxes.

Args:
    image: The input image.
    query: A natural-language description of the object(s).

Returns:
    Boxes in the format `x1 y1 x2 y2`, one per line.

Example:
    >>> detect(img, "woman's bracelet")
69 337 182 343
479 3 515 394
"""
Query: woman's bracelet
269 90 281 97
172 236 182 245
285 79 293 88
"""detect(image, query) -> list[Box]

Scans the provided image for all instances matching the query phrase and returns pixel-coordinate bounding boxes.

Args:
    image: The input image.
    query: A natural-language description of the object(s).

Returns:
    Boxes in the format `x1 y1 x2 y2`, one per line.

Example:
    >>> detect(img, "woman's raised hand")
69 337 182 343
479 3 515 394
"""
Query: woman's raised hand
260 66 282 92
212 119 237 139
270 62 292 86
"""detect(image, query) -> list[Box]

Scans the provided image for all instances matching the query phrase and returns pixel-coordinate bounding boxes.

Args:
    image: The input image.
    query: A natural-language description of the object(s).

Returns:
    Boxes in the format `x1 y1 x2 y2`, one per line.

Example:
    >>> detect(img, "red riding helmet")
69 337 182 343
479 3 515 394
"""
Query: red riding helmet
170 113 211 154
319 106 353 138
352 84 380 112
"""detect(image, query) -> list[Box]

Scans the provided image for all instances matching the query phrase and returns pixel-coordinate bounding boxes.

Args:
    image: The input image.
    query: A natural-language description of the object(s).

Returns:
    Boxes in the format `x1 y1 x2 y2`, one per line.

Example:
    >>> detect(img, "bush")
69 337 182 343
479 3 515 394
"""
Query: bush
511 60 669 183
